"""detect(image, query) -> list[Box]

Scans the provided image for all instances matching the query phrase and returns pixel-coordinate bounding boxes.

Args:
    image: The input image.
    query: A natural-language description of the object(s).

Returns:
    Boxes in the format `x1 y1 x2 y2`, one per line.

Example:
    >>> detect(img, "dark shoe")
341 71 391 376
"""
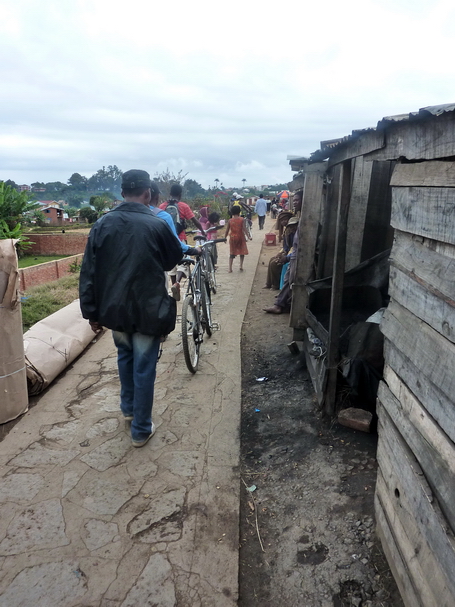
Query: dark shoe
171 282 181 301
132 423 156 448
263 305 283 314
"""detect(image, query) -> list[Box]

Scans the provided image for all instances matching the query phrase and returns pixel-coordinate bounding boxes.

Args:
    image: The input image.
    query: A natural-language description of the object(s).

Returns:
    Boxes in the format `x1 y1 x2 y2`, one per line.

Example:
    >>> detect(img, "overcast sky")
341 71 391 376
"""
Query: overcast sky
1 0 454 189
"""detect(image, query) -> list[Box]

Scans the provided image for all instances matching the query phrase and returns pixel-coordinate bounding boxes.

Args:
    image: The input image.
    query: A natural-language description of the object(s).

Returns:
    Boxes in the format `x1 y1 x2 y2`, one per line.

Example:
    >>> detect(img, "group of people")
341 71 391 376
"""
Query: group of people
79 170 183 448
263 190 303 314
79 170 262 448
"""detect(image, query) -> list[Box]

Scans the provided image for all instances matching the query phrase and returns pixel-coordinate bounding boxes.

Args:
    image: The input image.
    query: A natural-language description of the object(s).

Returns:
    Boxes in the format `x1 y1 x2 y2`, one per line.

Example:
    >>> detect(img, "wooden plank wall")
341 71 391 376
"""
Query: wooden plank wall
290 162 326 334
377 159 455 607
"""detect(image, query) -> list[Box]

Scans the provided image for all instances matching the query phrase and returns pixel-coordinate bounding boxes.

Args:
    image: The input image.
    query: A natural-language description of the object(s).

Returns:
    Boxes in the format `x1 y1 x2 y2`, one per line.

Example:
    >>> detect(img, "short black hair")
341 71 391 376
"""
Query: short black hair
170 184 183 199
208 211 220 223
231 206 241 216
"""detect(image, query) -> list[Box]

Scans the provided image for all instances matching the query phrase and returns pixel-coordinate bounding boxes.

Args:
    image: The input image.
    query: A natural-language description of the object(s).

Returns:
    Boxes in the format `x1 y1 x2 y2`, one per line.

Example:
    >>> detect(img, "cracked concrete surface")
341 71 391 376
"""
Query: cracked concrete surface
0 225 266 606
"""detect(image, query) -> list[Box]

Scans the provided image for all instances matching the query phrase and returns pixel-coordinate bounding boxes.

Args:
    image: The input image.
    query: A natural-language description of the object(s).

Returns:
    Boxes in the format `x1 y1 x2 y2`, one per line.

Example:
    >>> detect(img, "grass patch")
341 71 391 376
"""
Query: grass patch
22 274 80 332
18 255 70 268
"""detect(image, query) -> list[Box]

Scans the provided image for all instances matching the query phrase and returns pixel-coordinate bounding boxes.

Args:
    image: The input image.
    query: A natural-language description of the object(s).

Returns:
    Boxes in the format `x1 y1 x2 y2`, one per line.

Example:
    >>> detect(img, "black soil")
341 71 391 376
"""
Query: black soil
238 244 404 607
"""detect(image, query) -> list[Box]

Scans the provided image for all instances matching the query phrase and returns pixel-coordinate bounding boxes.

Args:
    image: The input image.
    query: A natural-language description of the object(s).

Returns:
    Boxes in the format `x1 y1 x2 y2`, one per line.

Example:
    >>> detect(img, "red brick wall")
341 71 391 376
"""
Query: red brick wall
24 233 88 255
19 254 84 290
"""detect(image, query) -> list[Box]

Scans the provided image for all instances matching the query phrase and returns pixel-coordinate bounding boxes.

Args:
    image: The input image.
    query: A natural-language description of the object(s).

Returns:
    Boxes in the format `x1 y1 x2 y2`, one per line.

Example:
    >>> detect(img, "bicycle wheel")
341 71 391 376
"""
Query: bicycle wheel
181 295 201 373
201 281 213 337
206 253 217 294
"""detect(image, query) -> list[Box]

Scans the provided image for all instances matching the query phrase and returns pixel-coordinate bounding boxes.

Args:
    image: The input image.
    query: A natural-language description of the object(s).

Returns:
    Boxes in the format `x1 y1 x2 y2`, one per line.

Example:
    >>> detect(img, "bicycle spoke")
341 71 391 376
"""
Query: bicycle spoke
181 296 201 373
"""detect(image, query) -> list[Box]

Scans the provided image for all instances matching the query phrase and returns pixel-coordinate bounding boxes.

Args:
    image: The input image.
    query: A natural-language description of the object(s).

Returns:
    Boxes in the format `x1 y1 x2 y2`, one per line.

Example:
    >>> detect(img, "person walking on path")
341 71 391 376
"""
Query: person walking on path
159 183 206 300
225 205 251 272
159 184 205 241
79 169 183 447
254 193 268 230
149 194 201 301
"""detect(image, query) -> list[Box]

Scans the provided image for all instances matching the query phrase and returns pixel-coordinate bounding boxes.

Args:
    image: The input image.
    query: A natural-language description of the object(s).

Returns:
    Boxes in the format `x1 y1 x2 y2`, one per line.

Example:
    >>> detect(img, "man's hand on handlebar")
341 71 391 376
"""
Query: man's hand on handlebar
185 246 202 256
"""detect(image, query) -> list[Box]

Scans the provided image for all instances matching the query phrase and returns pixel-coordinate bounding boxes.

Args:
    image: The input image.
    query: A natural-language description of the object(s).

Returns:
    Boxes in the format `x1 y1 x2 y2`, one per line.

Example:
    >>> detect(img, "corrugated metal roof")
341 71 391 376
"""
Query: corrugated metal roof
305 103 455 162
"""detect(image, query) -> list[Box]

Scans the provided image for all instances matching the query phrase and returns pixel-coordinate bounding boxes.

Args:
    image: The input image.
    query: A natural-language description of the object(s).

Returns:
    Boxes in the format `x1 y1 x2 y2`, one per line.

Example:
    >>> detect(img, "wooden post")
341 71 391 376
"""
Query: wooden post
325 160 352 416
290 162 326 335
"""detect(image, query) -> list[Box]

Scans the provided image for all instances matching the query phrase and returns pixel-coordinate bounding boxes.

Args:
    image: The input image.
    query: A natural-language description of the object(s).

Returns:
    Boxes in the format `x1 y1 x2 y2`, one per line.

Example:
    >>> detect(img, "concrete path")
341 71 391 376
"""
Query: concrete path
0 217 274 606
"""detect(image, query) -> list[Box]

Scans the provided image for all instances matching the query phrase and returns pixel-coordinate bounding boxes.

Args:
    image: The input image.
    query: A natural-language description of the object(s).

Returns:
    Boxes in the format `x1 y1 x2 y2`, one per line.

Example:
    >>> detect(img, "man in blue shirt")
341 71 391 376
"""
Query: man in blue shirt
149 194 200 301
254 194 268 230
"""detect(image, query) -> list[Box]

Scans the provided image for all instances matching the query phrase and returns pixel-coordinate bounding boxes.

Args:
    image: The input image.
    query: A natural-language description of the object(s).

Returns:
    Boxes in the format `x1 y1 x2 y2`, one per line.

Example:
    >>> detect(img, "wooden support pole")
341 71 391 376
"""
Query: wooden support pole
324 160 352 416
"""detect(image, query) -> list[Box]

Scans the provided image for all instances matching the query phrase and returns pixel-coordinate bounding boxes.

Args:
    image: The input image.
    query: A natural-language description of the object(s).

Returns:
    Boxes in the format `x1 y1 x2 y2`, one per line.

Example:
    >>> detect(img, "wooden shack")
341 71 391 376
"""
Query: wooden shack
290 131 394 415
289 104 455 607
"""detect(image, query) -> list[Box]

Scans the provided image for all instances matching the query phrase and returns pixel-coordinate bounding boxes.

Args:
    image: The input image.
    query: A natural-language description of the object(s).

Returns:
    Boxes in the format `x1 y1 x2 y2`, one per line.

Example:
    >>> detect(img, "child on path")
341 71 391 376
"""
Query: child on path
225 205 251 272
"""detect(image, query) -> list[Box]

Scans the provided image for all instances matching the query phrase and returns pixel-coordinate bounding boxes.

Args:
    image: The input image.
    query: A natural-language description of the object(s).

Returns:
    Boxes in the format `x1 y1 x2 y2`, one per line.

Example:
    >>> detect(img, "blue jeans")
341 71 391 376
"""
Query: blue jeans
112 331 161 441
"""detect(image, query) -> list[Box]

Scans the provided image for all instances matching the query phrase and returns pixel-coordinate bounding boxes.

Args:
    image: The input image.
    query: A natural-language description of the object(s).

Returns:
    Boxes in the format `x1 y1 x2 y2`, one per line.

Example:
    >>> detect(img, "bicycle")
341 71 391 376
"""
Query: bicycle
180 233 226 373
187 228 221 294
238 203 253 240
242 214 253 240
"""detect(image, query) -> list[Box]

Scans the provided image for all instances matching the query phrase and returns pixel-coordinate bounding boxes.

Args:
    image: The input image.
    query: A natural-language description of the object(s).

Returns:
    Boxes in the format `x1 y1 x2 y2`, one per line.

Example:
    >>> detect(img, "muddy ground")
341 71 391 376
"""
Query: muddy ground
238 245 404 607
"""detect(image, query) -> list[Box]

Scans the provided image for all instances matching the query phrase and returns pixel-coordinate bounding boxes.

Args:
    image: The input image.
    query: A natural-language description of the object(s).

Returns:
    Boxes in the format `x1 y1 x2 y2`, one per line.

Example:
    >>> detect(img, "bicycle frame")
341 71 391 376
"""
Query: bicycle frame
180 234 226 373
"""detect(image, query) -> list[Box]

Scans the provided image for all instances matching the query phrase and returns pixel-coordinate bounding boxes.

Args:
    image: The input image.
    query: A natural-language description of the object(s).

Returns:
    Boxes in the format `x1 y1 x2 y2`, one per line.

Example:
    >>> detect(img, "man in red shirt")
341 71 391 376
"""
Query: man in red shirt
159 184 206 299
159 184 205 241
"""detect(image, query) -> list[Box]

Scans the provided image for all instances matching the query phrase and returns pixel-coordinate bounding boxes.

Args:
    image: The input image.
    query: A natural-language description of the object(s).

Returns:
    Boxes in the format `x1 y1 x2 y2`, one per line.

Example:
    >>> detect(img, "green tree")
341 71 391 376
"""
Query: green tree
31 209 47 227
184 179 206 199
65 207 79 220
4 179 18 190
88 165 122 194
89 195 110 217
79 206 98 223
153 169 188 200
65 191 85 208
0 181 40 230
68 173 88 190
44 182 67 197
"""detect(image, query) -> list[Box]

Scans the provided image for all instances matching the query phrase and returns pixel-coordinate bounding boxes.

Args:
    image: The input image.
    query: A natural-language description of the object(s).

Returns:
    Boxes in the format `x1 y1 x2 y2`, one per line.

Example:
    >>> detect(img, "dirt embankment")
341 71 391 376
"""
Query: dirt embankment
238 244 403 607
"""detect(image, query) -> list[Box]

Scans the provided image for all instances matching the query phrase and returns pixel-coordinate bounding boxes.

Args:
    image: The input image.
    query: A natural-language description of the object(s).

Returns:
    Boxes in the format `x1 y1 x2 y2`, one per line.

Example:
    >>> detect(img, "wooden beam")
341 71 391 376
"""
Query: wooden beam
366 113 455 162
376 404 455 604
381 300 455 408
290 162 326 329
325 159 351 416
375 495 424 607
391 186 455 245
384 339 455 445
305 309 329 344
317 165 341 279
391 160 455 187
327 129 385 167
345 156 372 270
379 373 455 533
389 264 455 343
391 231 455 307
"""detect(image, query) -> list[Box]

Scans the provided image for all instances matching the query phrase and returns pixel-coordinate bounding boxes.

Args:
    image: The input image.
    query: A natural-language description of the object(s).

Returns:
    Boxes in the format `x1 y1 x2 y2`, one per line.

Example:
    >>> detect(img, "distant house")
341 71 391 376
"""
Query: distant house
40 206 68 226
17 184 31 192
37 201 60 209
